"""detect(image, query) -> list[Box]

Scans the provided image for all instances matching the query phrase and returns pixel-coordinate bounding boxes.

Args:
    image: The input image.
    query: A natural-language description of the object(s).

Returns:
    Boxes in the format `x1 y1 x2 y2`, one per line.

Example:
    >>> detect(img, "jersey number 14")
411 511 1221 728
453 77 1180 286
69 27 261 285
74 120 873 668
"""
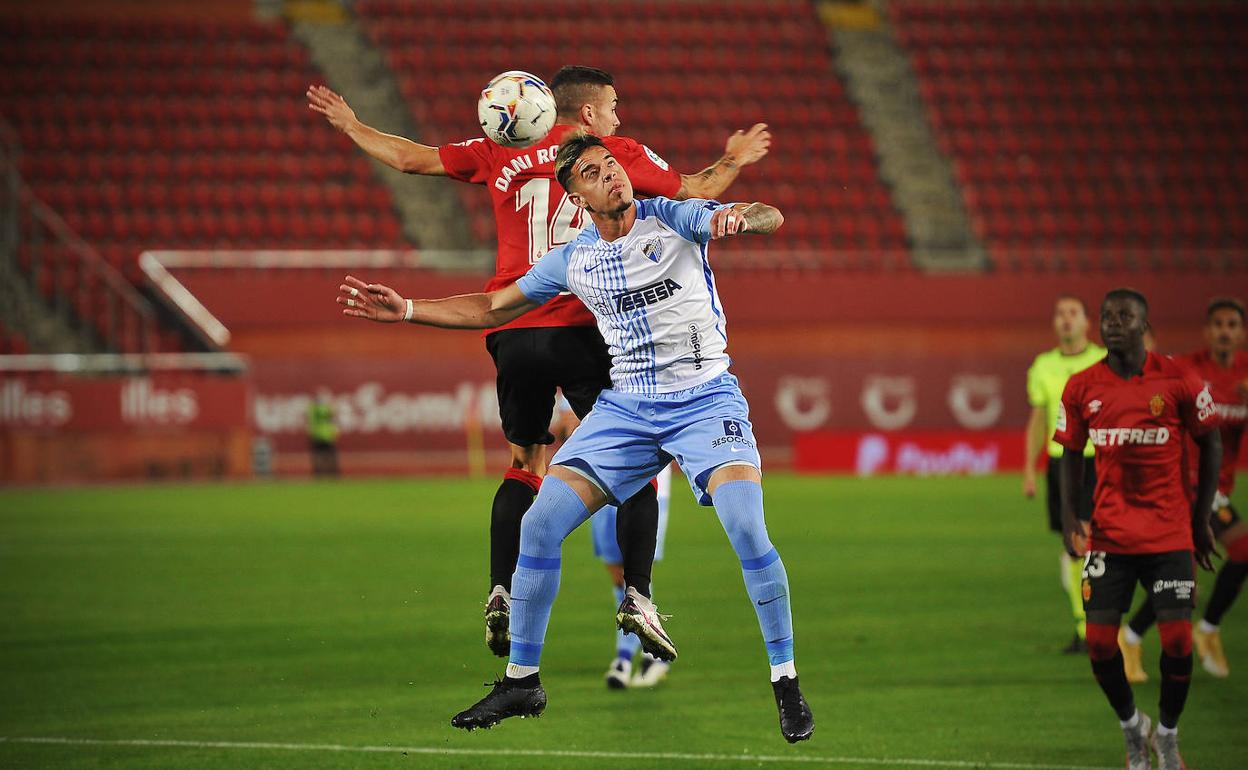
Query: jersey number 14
516 178 584 264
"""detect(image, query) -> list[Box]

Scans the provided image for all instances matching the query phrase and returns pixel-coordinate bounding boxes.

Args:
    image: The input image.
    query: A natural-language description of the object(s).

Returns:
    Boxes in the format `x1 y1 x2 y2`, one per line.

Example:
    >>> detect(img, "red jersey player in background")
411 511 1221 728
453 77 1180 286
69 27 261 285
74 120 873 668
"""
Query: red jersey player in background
1122 297 1248 681
1056 288 1221 770
307 67 770 664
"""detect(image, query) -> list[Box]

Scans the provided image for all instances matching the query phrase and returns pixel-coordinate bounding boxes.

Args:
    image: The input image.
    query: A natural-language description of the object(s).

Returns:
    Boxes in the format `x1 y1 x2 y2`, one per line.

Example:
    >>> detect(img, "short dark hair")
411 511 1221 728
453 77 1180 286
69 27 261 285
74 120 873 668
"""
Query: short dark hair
1207 297 1245 322
549 65 614 118
554 131 606 192
1054 294 1088 315
1103 287 1149 318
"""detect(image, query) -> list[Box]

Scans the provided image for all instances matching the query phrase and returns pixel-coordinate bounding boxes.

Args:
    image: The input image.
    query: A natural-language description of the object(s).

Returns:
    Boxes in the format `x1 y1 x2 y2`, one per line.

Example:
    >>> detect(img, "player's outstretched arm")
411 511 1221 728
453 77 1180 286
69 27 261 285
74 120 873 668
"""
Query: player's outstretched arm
1191 429 1224 571
1057 448 1090 557
337 276 540 329
675 123 771 201
709 203 784 239
307 85 446 175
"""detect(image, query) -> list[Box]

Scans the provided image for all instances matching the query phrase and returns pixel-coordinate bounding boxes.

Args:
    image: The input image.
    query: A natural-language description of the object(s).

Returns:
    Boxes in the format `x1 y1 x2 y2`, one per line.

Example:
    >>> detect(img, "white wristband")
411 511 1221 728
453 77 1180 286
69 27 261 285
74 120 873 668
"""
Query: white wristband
403 298 413 322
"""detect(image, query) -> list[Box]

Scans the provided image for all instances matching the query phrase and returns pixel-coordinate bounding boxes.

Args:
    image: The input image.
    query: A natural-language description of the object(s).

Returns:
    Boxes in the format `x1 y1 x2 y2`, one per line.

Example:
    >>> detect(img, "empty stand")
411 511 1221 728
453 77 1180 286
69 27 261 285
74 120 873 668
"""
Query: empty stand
891 0 1248 270
0 15 408 292
354 0 910 266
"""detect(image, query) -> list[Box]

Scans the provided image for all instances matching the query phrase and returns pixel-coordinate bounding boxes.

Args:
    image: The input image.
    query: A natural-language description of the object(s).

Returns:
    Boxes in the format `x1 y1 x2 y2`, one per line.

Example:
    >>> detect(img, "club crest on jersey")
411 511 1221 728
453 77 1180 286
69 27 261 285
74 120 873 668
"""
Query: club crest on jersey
1149 394 1164 417
639 237 662 263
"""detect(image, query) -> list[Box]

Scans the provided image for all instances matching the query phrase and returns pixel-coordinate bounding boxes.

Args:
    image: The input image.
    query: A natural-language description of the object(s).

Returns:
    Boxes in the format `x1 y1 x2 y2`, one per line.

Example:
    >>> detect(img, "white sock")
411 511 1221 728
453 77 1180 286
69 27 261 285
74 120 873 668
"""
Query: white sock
770 660 797 682
506 663 539 679
1123 627 1142 645
1156 723 1177 737
1198 619 1218 634
1120 709 1140 729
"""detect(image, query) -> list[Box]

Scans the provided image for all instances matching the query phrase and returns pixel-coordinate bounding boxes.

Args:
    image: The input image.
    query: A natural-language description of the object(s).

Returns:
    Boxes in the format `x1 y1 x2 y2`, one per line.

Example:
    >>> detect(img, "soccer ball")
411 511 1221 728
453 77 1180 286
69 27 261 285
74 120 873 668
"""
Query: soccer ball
477 70 556 148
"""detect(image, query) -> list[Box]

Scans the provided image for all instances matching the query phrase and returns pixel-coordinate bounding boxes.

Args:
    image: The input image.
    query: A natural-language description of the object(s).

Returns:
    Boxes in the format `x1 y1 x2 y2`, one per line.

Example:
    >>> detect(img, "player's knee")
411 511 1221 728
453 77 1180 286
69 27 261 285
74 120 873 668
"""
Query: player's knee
1085 623 1121 661
518 477 584 555
1157 620 1192 658
1224 533 1248 564
509 443 547 475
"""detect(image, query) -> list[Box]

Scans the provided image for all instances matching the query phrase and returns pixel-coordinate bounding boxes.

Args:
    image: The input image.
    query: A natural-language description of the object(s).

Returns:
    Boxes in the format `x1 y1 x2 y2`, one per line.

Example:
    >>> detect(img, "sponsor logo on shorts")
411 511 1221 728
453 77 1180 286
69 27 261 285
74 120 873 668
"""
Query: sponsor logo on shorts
712 418 755 450
1088 427 1170 446
1082 579 1092 602
614 278 682 312
1218 507 1233 524
1149 394 1165 417
1152 579 1196 601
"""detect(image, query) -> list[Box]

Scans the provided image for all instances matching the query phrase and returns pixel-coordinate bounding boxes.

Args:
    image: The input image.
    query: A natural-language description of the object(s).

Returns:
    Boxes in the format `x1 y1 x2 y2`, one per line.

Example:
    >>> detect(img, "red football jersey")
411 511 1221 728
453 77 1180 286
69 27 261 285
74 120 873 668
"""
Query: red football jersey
1054 352 1218 554
438 124 683 332
1179 349 1248 495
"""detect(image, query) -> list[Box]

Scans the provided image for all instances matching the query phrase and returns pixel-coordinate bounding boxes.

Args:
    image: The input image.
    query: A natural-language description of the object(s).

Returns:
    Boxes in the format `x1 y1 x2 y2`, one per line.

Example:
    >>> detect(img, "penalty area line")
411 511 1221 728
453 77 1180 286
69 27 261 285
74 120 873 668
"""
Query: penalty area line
0 736 1118 770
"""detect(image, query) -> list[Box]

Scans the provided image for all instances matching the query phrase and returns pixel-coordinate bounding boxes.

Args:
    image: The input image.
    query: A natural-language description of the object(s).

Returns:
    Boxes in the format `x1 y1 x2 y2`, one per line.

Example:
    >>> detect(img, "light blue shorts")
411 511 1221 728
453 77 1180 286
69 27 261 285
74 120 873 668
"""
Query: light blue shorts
552 372 762 508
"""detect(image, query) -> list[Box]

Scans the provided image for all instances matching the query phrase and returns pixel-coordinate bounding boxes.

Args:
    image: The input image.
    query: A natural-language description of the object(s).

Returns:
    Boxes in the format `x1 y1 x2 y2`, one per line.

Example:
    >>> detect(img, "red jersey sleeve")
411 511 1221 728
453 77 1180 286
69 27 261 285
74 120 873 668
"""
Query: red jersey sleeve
437 138 496 184
604 136 682 198
1180 370 1219 436
1053 376 1089 451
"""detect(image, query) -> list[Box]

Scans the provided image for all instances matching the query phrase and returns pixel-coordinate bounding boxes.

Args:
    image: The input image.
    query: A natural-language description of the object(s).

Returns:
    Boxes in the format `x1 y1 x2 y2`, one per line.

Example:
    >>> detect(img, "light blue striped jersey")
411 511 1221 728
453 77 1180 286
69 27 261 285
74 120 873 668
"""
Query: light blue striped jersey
516 197 734 394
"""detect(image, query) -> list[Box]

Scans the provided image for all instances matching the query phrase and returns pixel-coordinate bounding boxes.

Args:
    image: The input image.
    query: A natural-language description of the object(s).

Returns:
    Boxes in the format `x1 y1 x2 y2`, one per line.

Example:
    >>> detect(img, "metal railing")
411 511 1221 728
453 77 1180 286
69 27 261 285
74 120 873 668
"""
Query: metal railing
0 118 158 354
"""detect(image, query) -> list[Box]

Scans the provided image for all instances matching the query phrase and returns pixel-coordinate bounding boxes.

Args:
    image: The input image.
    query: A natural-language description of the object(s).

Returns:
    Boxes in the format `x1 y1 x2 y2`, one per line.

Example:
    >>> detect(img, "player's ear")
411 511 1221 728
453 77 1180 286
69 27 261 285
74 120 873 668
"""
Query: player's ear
580 102 594 127
568 191 589 212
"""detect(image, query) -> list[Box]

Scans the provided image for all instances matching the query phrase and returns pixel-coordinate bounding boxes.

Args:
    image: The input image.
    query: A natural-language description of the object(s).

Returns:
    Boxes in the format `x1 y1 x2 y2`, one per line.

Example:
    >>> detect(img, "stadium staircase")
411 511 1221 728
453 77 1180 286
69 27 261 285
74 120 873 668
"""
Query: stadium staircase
816 1 985 271
889 0 1248 272
354 0 913 271
285 0 480 267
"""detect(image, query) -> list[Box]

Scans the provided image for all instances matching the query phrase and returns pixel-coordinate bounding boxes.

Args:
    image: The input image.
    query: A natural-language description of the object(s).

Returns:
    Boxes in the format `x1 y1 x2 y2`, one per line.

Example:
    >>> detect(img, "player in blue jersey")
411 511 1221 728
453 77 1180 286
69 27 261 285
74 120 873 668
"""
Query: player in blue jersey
336 132 812 743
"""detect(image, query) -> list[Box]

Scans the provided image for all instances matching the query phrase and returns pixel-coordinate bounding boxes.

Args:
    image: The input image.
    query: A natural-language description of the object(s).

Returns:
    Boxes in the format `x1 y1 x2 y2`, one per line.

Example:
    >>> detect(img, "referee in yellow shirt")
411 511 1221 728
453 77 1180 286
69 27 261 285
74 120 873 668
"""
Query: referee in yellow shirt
1024 295 1106 654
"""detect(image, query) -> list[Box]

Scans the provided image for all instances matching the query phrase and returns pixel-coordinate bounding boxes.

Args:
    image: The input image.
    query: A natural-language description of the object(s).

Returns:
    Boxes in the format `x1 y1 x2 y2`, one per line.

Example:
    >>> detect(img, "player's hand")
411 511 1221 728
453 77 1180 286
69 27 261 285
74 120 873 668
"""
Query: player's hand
307 85 358 133
1022 470 1037 498
1192 519 1221 572
337 275 406 323
1062 519 1090 558
724 123 771 167
710 206 748 239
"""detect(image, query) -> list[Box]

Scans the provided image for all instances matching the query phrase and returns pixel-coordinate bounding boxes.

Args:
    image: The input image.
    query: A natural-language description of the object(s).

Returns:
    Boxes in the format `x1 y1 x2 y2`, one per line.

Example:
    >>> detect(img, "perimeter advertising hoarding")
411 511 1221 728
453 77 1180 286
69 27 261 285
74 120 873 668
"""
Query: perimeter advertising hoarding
0 374 251 483
246 352 1038 474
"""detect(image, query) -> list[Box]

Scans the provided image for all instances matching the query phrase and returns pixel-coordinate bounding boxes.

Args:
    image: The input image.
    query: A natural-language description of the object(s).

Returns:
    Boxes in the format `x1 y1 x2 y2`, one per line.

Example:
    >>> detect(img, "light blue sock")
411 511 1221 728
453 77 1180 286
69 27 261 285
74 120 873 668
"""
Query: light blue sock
712 480 794 666
508 477 592 669
613 584 641 660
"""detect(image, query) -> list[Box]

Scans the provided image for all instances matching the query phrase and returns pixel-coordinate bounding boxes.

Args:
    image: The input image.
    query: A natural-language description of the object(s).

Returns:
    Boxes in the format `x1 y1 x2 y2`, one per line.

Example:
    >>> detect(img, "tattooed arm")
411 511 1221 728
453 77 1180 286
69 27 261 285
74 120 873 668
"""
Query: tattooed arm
675 123 771 200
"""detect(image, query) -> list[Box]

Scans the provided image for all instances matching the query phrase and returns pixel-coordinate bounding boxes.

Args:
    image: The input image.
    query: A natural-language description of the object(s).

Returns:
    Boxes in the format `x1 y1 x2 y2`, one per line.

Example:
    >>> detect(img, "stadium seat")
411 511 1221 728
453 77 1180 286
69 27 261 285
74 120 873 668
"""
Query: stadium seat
352 0 910 268
890 0 1248 269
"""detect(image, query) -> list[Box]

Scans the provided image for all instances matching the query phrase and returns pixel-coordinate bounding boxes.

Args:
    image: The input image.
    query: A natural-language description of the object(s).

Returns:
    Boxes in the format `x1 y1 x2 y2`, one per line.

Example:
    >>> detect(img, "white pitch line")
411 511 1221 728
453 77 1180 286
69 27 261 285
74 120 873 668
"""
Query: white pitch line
0 735 1117 770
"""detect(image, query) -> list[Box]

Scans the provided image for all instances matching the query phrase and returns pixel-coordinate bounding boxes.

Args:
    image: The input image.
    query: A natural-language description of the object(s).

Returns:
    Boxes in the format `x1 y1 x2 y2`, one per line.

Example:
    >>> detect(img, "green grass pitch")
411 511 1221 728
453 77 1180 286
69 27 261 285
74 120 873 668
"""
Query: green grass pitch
1 474 1244 769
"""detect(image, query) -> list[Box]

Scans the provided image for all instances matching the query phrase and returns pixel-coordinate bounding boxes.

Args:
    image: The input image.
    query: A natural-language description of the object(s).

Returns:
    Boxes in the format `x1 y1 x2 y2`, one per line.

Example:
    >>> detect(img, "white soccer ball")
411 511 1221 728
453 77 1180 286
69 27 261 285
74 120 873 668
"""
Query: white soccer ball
477 70 556 148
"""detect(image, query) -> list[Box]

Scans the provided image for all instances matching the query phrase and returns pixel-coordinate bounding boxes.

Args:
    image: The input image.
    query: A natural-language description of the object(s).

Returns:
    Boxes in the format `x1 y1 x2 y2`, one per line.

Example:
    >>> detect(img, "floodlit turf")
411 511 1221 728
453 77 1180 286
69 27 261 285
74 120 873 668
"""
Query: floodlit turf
1 474 1244 769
